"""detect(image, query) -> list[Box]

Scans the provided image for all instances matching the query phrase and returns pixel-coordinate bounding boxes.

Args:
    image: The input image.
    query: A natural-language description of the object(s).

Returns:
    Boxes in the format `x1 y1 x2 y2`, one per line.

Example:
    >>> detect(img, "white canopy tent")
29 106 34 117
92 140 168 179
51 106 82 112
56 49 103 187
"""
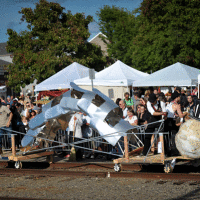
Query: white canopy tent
74 60 149 101
133 62 200 87
75 60 148 86
35 62 91 92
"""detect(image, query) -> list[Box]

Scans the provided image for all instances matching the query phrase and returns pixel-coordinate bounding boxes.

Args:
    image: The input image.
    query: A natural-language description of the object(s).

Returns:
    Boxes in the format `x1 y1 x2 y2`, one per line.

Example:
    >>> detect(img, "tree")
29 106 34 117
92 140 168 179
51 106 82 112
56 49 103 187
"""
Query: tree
6 0 106 92
97 5 138 66
131 0 200 73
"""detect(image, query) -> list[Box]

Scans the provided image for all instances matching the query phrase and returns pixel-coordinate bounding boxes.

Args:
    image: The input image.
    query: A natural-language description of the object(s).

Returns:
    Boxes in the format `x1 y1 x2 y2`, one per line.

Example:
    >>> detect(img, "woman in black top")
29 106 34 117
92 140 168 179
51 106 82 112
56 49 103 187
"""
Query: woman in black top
138 104 148 125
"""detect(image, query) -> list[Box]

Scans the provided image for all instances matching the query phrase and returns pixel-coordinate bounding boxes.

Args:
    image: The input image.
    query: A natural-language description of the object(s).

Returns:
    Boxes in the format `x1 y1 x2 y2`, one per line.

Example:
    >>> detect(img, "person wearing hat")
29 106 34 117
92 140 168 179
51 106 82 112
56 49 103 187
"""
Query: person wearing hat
147 93 167 118
141 94 167 156
165 91 185 156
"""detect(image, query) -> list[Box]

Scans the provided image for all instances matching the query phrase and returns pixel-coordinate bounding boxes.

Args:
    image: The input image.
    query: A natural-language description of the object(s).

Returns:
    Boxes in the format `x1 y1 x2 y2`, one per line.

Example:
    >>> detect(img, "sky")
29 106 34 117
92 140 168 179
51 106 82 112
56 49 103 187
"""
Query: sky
0 0 142 43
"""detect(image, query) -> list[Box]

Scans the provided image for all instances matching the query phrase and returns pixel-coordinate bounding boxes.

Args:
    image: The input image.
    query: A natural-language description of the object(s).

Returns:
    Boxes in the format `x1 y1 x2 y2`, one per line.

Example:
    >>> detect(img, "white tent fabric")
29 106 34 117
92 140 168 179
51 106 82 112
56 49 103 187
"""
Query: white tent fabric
35 62 90 91
74 60 148 86
133 62 200 87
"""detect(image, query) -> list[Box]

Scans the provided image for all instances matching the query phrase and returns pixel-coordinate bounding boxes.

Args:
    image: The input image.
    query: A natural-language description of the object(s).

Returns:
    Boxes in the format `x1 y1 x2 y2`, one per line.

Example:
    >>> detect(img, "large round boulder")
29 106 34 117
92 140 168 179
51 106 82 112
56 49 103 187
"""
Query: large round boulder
175 119 200 159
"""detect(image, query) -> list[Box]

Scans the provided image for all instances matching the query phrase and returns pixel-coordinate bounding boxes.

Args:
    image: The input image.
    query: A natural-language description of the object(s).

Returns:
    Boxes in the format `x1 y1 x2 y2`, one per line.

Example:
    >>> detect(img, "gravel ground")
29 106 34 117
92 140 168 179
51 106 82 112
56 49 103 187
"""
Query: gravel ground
0 175 199 200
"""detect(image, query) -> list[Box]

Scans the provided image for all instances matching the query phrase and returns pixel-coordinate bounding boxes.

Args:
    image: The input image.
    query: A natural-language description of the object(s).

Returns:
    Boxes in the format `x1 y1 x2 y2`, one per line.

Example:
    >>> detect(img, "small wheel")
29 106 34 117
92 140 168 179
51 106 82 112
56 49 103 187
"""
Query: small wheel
114 163 121 172
164 163 173 173
15 161 22 169
46 155 54 164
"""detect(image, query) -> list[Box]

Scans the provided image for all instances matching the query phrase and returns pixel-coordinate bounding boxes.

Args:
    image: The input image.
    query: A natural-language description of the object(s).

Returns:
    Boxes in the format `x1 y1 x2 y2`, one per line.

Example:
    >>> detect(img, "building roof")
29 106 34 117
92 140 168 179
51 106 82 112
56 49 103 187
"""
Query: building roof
88 32 107 43
0 59 10 66
88 32 108 56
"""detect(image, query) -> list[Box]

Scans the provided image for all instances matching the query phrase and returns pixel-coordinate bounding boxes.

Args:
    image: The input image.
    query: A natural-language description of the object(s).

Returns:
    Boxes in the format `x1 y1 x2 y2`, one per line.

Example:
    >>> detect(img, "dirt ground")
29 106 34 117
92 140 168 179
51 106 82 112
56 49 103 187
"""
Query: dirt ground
0 175 200 200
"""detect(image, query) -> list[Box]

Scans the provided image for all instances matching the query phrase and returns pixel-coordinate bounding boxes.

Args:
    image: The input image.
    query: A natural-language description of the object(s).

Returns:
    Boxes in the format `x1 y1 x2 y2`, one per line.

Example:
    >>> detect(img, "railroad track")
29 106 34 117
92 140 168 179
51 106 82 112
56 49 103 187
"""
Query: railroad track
0 161 200 181
0 167 200 181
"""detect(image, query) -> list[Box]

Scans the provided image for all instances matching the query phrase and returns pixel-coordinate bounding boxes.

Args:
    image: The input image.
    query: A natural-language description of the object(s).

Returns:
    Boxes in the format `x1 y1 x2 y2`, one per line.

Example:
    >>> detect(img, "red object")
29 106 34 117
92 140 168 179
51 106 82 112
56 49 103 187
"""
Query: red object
158 87 161 93
37 89 69 100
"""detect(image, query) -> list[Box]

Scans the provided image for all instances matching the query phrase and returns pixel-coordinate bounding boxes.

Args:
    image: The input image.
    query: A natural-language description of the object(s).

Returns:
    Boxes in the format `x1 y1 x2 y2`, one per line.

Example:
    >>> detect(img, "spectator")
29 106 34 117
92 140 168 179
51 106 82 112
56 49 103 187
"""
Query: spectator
23 102 32 118
82 114 94 158
21 116 28 132
165 91 185 156
0 99 13 153
186 95 195 116
0 96 6 105
158 93 167 114
6 96 11 108
144 90 150 102
68 112 84 160
18 96 24 106
124 92 134 110
119 100 128 118
10 101 25 147
132 92 140 112
138 104 148 125
147 94 166 118
154 87 159 98
115 98 121 106
136 104 141 118
139 97 147 106
125 107 138 126
141 94 167 156
30 110 37 120
175 87 188 111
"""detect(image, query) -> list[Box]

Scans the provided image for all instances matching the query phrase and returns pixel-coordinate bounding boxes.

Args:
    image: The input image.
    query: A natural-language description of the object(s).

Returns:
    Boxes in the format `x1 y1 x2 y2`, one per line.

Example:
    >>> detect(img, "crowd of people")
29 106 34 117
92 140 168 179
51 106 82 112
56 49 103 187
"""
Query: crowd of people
116 86 198 157
0 86 198 160
0 95 41 153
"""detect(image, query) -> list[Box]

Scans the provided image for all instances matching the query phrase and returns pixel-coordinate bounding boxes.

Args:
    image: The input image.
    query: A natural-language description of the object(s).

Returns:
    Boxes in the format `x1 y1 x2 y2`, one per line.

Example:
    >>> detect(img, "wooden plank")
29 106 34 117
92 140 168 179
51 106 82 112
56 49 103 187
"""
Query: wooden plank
124 136 129 160
129 146 144 157
159 133 165 164
114 154 163 164
8 151 54 161
11 135 16 157
164 155 194 161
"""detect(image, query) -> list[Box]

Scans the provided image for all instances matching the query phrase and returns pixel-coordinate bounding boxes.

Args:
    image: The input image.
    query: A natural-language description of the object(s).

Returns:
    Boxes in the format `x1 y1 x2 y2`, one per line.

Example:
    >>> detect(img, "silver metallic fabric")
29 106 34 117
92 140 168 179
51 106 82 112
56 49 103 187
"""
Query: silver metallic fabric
21 83 134 147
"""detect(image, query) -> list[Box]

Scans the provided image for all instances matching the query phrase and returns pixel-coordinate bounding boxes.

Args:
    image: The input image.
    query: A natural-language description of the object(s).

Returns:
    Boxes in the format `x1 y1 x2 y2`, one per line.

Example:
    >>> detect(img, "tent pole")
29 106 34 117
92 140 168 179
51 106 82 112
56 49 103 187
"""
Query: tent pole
91 79 93 90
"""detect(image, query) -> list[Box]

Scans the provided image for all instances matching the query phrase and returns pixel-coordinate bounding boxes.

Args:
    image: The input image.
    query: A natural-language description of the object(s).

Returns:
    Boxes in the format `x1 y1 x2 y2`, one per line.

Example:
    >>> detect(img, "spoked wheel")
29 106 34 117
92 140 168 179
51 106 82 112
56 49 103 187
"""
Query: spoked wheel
164 162 173 173
15 161 22 169
114 163 122 172
164 159 176 173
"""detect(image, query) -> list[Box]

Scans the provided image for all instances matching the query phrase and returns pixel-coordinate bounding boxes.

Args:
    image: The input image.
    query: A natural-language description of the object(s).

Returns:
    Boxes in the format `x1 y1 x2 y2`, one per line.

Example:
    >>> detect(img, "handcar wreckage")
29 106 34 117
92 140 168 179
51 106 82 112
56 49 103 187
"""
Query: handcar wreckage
2 83 200 173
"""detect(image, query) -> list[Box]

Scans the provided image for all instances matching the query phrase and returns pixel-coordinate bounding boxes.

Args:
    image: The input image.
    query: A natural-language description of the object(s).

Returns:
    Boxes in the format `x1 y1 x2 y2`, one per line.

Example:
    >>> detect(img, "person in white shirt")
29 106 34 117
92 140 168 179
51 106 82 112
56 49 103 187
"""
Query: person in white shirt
142 94 167 156
125 107 138 126
147 94 167 118
165 91 185 156
68 112 84 160
119 100 128 118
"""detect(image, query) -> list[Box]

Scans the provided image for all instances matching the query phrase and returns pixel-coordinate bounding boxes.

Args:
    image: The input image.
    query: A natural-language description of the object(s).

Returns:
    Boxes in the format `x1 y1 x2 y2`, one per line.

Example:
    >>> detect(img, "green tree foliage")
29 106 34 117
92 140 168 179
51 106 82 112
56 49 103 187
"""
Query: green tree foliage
132 0 200 72
97 5 137 66
6 0 106 92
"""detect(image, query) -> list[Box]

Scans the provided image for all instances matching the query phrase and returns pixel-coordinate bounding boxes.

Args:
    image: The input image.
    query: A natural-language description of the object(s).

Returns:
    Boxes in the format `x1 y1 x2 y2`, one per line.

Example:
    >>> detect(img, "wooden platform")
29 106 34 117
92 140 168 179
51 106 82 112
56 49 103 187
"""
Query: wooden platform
113 154 194 164
8 151 54 162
